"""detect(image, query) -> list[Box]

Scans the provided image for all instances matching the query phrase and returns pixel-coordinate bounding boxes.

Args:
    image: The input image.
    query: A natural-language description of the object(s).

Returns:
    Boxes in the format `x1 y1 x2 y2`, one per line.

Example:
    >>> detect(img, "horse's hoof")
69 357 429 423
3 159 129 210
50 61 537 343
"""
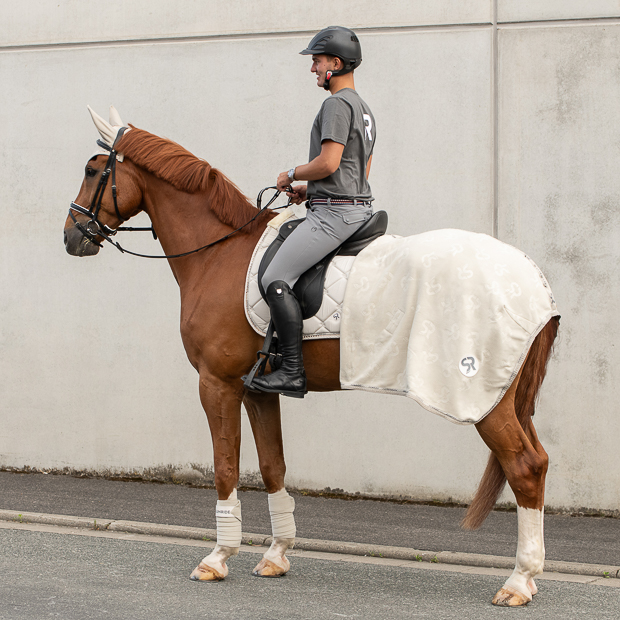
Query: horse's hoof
492 586 531 607
190 562 226 582
252 556 290 578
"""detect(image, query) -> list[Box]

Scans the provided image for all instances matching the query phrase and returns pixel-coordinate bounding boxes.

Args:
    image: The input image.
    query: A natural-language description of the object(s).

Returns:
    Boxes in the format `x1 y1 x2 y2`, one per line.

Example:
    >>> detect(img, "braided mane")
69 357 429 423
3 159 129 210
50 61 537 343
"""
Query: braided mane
116 126 259 229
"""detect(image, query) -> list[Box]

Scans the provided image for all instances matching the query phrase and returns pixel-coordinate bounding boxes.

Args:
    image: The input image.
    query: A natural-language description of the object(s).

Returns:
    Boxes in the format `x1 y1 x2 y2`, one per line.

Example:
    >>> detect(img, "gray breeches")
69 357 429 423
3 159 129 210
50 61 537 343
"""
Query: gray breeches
261 201 373 291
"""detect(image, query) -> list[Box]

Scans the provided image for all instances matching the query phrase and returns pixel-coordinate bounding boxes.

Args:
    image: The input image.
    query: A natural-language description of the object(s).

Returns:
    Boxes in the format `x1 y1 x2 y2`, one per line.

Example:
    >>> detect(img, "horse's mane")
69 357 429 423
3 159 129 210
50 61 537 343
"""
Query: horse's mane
116 126 260 229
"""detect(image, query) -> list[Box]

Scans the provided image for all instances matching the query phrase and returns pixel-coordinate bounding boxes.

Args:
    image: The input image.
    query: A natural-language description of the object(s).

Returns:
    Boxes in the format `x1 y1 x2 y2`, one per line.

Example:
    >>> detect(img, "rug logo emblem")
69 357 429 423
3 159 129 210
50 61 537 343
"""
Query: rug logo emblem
460 356 479 377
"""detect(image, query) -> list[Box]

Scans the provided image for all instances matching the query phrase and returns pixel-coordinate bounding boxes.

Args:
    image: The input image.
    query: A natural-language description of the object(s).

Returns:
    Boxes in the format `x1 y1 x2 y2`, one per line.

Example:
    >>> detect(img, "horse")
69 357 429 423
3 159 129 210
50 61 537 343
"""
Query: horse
63 107 558 607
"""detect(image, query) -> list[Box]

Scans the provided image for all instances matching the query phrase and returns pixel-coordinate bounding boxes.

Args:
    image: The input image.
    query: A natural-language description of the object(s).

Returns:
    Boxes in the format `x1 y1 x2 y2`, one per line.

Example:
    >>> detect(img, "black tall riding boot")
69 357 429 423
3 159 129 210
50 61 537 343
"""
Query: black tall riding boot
251 280 307 398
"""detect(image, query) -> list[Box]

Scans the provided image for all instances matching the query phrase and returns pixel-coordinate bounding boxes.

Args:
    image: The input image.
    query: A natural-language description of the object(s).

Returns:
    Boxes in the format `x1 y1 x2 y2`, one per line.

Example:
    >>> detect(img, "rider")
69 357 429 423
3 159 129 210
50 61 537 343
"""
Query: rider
249 26 376 398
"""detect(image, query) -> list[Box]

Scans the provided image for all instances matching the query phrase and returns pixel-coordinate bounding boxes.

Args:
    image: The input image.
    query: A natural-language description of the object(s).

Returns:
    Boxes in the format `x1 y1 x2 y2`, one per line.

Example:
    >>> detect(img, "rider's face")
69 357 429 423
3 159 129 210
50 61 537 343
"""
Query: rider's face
311 54 337 88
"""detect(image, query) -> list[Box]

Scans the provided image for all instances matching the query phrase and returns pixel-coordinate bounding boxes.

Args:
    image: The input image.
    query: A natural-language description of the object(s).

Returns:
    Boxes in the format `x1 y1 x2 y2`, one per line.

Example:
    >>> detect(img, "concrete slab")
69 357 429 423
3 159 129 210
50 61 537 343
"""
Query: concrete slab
2 2 493 47
499 1 620 23
0 509 112 531
589 577 620 588
497 23 620 513
363 28 493 238
1 27 495 505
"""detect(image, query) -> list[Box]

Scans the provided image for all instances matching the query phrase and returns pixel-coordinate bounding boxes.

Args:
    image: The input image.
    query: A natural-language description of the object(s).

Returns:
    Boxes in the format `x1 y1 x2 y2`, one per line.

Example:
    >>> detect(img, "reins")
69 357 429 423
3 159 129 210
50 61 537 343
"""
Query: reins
69 138 288 259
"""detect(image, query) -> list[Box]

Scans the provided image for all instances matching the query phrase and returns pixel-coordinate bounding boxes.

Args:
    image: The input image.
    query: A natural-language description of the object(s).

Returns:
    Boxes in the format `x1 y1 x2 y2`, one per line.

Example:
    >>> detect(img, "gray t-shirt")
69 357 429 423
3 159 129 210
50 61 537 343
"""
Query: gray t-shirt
307 88 376 200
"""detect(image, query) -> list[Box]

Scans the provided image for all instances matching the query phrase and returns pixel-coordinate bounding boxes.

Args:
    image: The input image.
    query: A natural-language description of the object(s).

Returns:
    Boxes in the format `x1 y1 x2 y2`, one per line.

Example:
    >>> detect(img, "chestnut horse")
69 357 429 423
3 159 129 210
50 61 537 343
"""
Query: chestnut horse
64 108 558 607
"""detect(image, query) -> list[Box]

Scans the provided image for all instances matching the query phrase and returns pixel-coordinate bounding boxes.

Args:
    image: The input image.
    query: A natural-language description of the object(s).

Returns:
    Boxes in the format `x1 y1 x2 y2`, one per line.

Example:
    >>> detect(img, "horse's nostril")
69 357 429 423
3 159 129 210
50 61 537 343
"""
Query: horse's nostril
64 230 68 246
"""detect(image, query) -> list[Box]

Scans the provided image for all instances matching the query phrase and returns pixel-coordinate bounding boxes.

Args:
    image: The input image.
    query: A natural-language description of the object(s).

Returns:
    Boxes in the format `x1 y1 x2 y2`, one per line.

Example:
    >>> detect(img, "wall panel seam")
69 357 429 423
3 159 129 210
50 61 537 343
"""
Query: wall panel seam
5 15 620 52
498 17 620 28
0 23 497 52
492 0 499 239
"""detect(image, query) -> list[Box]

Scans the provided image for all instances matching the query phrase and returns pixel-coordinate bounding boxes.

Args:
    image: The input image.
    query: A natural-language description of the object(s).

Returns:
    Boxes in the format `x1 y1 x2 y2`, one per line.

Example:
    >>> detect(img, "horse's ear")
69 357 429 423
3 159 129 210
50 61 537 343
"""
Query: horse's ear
87 104 128 149
88 105 116 146
109 105 125 128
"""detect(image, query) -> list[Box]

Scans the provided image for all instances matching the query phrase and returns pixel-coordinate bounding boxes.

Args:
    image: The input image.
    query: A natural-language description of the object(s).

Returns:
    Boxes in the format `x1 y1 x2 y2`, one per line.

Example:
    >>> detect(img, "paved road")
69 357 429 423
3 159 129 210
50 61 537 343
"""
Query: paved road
1 524 619 620
1 471 619 565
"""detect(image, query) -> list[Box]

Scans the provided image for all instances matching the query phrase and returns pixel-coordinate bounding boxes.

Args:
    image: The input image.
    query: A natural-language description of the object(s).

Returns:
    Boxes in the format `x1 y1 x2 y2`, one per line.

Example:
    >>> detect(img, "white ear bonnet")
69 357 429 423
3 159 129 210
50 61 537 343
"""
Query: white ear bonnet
87 105 131 162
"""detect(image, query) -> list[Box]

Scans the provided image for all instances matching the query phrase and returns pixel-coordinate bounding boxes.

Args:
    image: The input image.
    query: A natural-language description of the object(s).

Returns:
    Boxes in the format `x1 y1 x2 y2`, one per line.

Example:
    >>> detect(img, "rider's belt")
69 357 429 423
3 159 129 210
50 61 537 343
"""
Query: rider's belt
307 198 372 207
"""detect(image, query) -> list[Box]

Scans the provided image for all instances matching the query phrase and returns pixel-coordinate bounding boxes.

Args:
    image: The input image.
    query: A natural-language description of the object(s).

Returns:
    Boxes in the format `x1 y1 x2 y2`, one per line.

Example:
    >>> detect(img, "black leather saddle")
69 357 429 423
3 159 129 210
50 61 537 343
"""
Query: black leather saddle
258 210 388 320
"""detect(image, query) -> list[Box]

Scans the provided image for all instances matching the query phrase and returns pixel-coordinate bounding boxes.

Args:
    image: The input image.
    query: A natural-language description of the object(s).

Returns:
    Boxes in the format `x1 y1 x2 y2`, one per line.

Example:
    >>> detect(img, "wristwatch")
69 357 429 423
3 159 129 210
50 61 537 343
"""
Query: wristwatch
288 168 296 182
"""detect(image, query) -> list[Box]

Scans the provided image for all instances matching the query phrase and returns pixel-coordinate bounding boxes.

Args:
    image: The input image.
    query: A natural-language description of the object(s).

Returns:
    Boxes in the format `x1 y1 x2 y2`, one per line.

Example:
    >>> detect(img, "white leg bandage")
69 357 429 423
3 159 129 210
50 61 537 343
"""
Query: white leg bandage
215 489 242 548
505 507 545 599
268 488 296 540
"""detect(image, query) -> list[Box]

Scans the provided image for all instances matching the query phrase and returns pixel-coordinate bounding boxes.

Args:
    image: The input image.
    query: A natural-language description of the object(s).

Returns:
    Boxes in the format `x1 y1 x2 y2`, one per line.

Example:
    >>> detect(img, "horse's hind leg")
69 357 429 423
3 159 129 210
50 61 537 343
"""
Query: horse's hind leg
475 376 548 607
243 390 296 578
520 419 548 597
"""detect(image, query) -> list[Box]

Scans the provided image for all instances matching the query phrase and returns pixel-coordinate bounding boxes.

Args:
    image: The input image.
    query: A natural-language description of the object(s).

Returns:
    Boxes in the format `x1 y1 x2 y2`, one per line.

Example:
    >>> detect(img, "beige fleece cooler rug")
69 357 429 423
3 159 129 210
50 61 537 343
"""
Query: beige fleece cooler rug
339 229 559 424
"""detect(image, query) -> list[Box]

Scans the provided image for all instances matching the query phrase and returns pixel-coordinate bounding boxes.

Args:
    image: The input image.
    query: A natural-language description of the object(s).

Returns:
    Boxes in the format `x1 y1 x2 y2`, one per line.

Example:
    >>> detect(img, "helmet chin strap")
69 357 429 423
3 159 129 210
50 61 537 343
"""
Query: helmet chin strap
323 70 333 91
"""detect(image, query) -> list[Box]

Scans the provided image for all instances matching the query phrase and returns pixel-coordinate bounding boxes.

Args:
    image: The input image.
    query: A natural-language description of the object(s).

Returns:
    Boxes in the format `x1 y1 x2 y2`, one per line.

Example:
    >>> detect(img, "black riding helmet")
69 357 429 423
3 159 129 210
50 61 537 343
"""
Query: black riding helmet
300 26 362 88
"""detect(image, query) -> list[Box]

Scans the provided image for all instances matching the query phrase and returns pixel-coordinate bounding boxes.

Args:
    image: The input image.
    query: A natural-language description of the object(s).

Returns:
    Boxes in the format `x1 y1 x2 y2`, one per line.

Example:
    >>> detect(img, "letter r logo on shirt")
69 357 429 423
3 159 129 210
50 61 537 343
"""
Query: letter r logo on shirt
363 114 373 141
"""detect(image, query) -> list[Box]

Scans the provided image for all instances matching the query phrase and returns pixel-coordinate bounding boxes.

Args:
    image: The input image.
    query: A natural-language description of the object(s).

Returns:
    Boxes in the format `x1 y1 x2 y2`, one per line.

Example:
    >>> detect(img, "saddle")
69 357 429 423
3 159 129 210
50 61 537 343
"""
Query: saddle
257 210 389 319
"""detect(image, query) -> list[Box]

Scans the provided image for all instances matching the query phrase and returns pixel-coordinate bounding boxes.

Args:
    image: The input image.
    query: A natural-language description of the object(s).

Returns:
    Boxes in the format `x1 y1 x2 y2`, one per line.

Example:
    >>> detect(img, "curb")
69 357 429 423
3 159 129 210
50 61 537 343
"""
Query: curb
2 509 619 580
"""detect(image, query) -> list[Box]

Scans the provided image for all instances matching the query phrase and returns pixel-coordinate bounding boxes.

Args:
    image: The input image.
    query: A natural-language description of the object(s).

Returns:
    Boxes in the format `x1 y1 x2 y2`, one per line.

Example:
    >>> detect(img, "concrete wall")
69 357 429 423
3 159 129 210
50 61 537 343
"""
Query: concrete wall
1 2 619 513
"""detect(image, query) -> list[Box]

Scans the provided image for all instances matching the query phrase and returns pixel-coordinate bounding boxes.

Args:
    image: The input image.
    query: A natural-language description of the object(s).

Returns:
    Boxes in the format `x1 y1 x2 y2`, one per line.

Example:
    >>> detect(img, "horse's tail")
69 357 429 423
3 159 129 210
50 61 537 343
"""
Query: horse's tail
461 315 559 530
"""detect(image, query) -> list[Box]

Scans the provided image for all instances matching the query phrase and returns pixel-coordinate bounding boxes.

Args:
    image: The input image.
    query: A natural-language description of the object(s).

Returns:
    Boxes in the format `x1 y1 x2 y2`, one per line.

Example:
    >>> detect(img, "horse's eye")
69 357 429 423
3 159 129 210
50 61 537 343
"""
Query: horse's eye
86 167 97 178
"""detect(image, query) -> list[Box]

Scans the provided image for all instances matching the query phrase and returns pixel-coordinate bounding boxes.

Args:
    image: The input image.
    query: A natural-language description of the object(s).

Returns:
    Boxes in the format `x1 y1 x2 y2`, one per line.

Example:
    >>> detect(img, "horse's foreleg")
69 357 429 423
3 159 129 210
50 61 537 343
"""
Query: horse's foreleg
475 383 548 607
190 375 243 582
243 390 295 577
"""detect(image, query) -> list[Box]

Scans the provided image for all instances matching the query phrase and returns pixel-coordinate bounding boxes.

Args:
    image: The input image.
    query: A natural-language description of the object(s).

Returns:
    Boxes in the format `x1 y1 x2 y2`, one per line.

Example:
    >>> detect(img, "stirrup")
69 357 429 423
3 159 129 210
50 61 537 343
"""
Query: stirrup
242 322 280 390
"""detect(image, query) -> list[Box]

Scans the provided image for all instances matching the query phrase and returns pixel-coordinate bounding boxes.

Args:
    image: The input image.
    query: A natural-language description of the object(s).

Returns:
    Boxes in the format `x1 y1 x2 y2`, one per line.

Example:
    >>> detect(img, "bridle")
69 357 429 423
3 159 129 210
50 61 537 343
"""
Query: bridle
69 128 152 245
68 133 286 260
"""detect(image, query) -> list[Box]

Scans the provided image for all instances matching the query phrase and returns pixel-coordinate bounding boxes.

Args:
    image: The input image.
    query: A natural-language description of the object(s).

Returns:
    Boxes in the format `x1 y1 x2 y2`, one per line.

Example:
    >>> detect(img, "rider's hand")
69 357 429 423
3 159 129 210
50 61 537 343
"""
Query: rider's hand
277 171 294 192
286 185 307 205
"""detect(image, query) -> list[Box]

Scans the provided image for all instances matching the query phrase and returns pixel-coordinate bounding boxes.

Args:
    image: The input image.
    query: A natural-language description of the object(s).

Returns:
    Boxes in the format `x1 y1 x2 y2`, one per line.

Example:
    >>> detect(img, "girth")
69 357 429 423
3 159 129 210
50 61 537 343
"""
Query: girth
257 210 388 320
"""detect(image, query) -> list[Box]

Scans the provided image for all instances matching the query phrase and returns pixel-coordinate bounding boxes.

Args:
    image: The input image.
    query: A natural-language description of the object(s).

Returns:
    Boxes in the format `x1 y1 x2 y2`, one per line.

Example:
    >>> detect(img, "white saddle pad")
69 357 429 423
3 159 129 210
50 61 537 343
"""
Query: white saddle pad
339 229 559 425
244 207 355 339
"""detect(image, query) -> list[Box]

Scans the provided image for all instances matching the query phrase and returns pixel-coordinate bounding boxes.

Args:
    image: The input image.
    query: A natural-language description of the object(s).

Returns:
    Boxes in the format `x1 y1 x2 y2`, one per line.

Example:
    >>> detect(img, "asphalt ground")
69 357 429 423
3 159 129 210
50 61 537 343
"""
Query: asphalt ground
1 523 619 620
1 471 619 567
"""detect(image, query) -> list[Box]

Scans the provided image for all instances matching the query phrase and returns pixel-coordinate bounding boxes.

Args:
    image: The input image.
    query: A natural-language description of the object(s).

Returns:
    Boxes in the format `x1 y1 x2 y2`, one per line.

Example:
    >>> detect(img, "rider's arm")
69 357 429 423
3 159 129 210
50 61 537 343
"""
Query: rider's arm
295 140 345 181
277 140 344 192
366 155 373 179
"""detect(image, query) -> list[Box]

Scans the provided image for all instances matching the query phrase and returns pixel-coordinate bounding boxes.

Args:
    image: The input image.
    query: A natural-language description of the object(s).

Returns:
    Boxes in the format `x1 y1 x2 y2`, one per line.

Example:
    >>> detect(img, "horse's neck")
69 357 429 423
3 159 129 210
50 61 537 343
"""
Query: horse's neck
140 173 261 285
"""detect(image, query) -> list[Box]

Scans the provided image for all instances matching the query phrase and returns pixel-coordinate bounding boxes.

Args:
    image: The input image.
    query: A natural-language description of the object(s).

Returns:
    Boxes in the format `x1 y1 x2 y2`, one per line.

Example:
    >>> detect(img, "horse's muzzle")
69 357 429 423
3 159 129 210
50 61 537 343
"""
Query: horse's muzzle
64 225 101 256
